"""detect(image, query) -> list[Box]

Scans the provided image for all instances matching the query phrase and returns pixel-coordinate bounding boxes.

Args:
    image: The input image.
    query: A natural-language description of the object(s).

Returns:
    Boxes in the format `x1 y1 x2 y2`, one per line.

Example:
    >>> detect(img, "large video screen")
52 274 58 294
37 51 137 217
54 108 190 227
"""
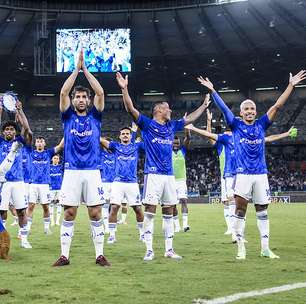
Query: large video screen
56 28 131 73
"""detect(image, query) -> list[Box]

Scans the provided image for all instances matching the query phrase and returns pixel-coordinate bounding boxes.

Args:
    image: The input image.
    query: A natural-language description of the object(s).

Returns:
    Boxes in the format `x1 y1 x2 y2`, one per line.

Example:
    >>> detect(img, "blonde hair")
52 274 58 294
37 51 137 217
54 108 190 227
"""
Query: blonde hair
240 99 256 111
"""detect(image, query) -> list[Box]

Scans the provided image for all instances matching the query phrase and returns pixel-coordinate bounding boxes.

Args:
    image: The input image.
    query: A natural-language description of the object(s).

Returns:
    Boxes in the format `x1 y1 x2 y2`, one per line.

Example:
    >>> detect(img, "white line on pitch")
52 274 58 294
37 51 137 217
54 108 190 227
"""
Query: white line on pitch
193 282 306 304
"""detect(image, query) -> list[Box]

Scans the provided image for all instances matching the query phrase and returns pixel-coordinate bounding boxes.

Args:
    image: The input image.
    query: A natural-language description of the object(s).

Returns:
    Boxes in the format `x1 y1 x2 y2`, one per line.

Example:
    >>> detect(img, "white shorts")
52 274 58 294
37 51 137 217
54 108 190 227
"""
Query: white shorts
60 169 103 207
221 178 227 202
0 181 28 211
225 176 235 199
110 182 141 206
234 174 271 205
29 184 51 205
50 190 61 202
143 174 177 206
24 183 30 201
102 182 112 202
175 179 188 201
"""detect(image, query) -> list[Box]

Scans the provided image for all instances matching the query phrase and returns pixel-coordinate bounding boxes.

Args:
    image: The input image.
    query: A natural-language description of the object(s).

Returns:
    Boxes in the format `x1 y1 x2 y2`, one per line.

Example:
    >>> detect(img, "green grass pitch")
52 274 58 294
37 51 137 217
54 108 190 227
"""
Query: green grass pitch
1 203 306 304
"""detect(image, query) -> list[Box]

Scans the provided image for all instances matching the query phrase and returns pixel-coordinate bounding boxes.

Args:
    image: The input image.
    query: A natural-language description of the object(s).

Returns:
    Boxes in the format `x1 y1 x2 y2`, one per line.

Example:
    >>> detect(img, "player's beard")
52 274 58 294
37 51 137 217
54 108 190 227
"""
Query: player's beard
75 105 87 114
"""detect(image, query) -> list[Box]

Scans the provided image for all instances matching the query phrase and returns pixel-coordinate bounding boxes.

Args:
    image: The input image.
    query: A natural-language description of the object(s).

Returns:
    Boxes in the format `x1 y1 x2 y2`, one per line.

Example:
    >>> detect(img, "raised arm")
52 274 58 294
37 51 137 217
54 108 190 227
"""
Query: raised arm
197 76 235 125
54 137 64 153
100 137 110 149
185 124 218 142
60 50 83 112
206 109 216 145
15 101 32 145
265 127 297 143
183 128 191 149
82 61 104 112
267 71 306 121
116 72 140 121
184 94 210 125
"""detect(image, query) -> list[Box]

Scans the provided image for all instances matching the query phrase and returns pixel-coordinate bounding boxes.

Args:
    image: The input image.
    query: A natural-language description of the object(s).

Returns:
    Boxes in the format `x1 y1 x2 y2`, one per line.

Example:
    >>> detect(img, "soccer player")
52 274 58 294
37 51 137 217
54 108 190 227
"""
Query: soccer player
53 50 110 267
172 129 191 233
100 127 145 244
0 101 32 249
100 137 116 234
0 140 23 259
117 123 138 226
49 154 63 226
26 137 63 234
196 113 298 242
206 109 237 238
187 117 242 243
197 70 306 259
116 72 210 261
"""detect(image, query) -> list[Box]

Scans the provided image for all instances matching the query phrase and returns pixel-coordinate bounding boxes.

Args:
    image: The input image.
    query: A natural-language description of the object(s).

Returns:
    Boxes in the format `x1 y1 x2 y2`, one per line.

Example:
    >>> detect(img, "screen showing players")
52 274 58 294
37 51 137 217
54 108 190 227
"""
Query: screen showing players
56 28 131 73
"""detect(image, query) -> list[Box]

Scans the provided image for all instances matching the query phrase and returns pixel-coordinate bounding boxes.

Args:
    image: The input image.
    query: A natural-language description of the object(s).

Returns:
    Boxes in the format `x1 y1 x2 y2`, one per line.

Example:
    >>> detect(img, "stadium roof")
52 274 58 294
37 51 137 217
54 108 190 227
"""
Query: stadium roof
0 0 305 98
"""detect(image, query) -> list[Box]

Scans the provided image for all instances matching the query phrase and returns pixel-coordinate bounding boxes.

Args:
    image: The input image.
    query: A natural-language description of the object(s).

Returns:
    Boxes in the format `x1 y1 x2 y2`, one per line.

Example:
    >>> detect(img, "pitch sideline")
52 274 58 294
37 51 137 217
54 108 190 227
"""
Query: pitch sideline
193 282 306 304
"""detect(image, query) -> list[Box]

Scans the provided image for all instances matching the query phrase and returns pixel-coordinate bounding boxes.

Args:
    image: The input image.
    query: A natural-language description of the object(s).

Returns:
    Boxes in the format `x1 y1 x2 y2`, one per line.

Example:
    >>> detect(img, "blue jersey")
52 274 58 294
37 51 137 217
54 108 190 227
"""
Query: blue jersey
50 164 63 190
61 106 102 170
22 146 32 183
0 136 24 182
29 148 55 184
109 141 144 183
214 141 224 157
229 114 272 174
136 114 185 175
217 134 236 177
100 149 116 183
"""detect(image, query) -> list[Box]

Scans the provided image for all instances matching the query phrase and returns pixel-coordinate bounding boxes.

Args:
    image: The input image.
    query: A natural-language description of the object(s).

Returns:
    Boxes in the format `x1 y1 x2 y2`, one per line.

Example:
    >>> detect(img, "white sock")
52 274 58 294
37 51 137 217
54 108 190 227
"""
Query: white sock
43 217 50 231
173 215 180 231
143 212 154 252
137 222 144 237
56 205 62 223
228 202 236 232
256 210 269 251
163 215 174 252
19 224 28 242
27 217 32 232
60 220 74 259
102 203 109 231
121 213 127 223
49 204 54 223
182 213 188 229
233 215 245 243
224 206 231 230
108 223 116 238
90 219 104 258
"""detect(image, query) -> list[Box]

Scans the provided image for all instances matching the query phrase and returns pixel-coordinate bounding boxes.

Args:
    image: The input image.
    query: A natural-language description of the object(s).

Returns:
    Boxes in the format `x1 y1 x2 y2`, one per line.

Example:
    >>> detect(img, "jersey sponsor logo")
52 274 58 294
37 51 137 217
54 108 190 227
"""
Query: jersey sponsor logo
33 160 48 164
70 129 93 137
151 138 173 145
50 173 62 176
117 155 136 161
239 138 263 145
104 160 114 165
